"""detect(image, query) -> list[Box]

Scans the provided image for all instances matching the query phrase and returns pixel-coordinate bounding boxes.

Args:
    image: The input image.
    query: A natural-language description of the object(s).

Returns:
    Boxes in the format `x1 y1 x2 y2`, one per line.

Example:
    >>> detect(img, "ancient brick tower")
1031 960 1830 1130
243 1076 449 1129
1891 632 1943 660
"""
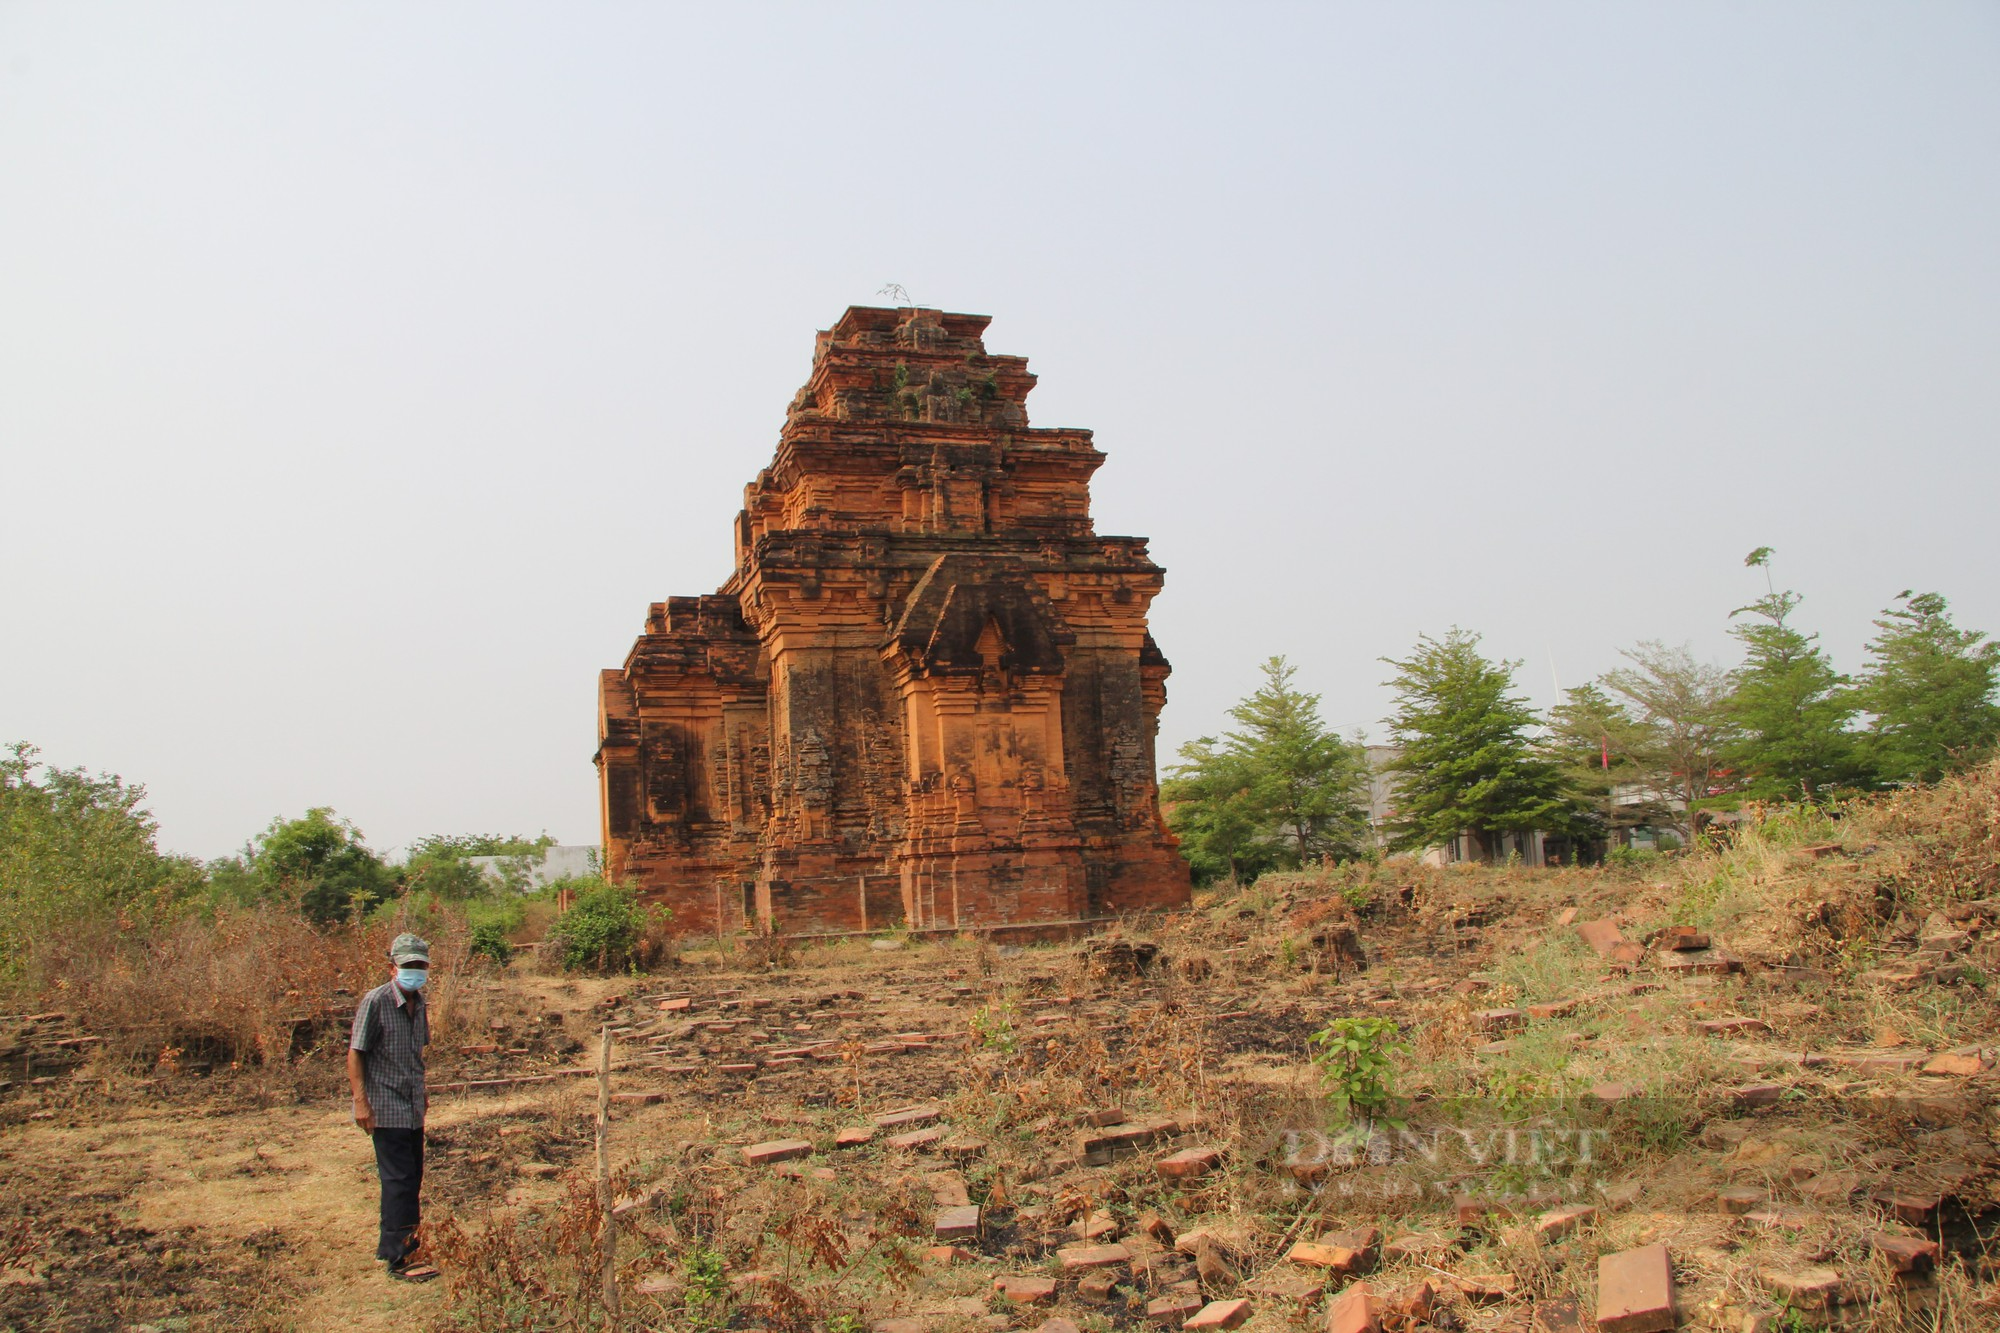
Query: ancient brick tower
596 306 1191 936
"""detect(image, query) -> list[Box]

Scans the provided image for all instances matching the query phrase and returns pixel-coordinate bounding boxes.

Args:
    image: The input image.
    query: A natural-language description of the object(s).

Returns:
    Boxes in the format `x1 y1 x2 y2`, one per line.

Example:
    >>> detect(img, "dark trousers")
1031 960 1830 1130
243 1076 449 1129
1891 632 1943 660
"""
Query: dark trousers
371 1127 424 1264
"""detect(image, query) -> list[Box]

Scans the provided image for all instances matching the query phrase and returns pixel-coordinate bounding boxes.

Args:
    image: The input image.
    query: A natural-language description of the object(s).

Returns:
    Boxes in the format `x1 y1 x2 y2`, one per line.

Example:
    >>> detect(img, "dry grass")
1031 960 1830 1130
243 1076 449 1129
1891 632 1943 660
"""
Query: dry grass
29 906 387 1071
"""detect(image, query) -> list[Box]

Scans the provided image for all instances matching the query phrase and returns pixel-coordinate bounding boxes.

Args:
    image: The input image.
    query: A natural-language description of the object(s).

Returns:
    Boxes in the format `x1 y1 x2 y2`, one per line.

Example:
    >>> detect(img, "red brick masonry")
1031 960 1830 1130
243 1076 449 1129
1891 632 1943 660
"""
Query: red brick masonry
597 307 1192 936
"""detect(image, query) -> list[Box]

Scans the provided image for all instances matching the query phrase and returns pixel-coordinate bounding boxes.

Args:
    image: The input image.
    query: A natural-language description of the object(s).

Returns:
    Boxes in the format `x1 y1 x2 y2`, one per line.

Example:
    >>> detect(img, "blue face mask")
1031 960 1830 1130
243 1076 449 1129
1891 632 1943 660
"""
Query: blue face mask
396 967 429 992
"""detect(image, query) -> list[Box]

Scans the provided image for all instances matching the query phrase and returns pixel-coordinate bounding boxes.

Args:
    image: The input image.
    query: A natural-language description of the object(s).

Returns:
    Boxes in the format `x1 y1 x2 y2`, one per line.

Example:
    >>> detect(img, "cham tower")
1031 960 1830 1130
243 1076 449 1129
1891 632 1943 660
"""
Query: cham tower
596 306 1192 937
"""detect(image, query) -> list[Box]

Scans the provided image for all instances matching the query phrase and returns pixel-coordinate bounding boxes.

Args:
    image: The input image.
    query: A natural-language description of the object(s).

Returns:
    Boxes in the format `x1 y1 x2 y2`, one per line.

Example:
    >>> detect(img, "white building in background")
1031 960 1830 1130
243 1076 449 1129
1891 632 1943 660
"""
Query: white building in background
467 844 600 892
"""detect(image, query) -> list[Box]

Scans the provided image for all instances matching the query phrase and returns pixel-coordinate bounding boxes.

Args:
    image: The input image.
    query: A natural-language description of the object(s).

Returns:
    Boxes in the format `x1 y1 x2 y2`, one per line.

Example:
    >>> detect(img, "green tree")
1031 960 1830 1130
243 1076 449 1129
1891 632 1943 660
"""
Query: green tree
1725 588 1865 801
401 831 554 899
1381 629 1580 857
1542 683 1666 845
212 807 392 924
1163 657 1370 883
0 743 204 971
1599 641 1740 839
1161 739 1273 884
1854 591 2000 783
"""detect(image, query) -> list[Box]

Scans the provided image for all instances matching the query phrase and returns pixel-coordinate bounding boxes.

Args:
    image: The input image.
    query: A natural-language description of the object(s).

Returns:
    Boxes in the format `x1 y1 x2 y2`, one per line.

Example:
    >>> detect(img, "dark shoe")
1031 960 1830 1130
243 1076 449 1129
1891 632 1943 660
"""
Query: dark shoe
388 1262 440 1282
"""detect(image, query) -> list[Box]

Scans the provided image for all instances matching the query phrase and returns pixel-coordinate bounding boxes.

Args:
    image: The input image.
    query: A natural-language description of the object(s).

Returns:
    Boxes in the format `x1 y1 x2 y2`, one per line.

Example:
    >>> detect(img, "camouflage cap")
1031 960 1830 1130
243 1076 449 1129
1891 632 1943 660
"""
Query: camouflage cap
388 932 431 965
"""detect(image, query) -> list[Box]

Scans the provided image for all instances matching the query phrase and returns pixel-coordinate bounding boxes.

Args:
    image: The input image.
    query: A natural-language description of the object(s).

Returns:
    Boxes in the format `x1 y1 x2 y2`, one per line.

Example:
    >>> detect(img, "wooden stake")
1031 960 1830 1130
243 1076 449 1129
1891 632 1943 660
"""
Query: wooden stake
597 1024 620 1323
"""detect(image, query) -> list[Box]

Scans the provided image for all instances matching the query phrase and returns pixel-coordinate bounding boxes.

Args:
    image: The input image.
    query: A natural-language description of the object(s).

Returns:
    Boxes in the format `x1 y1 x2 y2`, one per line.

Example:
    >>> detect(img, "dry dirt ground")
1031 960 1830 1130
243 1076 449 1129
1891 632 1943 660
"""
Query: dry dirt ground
6 799 2000 1332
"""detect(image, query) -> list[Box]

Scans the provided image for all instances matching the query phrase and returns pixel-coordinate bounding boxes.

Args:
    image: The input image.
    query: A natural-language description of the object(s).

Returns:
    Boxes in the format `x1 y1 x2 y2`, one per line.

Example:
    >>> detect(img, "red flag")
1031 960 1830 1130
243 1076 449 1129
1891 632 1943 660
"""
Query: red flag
1601 738 1611 770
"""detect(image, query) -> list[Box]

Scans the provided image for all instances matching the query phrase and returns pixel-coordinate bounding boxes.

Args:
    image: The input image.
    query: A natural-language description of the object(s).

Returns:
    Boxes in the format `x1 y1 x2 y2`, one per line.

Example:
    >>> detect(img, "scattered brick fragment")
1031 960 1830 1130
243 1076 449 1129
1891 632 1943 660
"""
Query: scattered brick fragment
1696 1017 1771 1037
1728 1082 1785 1109
1243 1269 1323 1302
833 1125 875 1148
1798 1172 1861 1203
1324 1281 1381 1333
1656 947 1741 974
1758 1267 1851 1310
886 1127 944 1151
1077 1116 1180 1165
1072 1210 1119 1241
1473 1007 1525 1032
1057 1243 1131 1270
1145 1294 1204 1325
1596 1243 1676 1333
1387 1280 1436 1324
1076 1272 1119 1302
993 1275 1058 1304
933 1205 981 1240
1157 1147 1220 1179
1455 1273 1517 1302
1577 919 1625 955
1871 1188 1944 1225
1867 1233 1938 1276
611 1188 663 1218
1659 924 1709 950
1530 1296 1587 1333
1534 1203 1596 1238
924 1244 976 1264
1180 1298 1250 1330
873 1103 943 1129
743 1138 813 1165
1716 1186 1766 1216
1920 1047 1988 1076
1454 1195 1514 1227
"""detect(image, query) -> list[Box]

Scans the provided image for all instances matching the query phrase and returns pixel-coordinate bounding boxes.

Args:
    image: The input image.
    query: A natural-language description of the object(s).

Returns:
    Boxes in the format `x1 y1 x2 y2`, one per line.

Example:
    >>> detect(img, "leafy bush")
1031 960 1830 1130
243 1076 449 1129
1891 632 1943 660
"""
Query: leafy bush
207 807 392 924
969 999 1019 1053
1 742 205 980
468 919 514 965
543 881 666 972
1309 1015 1407 1124
399 832 553 901
1605 845 1663 871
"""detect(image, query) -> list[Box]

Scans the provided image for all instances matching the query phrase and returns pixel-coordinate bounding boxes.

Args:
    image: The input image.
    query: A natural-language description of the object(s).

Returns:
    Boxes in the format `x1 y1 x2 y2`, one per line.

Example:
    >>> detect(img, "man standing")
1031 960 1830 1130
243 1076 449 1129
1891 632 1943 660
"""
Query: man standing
349 932 439 1281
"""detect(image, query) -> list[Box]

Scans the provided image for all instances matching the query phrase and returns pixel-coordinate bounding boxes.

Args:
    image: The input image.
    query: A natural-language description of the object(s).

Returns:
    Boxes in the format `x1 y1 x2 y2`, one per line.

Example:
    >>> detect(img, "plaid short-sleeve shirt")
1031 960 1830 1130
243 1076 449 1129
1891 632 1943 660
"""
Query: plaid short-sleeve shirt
350 980 429 1129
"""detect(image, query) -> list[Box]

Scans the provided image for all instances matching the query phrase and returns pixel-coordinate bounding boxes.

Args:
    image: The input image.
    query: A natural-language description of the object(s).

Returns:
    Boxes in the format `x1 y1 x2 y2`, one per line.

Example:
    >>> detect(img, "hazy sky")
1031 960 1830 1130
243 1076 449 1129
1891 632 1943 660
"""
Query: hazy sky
4 4 1996 861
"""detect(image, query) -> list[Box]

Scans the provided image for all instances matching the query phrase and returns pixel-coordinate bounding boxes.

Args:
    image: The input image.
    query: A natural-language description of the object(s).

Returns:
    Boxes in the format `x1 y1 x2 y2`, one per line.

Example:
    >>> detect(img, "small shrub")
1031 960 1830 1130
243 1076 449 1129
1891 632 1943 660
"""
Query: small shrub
468 919 513 965
1605 846 1662 871
680 1239 730 1328
1309 1015 1407 1124
969 999 1018 1054
544 882 666 973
